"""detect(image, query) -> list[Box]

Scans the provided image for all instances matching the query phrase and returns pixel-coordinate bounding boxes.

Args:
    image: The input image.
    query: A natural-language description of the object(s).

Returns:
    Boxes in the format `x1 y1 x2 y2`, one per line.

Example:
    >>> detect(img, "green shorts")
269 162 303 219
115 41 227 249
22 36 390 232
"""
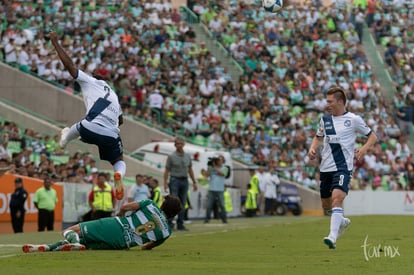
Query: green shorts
79 217 128 250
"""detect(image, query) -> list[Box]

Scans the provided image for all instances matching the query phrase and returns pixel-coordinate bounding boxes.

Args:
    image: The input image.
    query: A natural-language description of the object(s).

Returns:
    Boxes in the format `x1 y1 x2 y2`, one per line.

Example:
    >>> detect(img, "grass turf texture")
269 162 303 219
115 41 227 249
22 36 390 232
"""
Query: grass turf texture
0 216 412 275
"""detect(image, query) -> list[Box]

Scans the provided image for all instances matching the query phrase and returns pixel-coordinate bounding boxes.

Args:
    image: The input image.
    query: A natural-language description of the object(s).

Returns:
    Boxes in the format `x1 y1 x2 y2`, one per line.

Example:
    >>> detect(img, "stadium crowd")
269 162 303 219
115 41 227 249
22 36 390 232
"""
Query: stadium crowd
1 0 414 191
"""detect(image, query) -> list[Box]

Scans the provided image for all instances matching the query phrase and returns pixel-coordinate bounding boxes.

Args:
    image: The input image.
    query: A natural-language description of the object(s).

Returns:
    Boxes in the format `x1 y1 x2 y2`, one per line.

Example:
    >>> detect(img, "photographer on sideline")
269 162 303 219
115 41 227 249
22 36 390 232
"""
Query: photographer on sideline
204 155 228 224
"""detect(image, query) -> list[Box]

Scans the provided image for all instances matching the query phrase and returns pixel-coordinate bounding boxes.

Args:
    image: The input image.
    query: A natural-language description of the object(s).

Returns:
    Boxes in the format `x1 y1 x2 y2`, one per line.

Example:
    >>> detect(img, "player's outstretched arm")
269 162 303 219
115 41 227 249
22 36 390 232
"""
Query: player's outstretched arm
49 31 78 79
141 241 156 250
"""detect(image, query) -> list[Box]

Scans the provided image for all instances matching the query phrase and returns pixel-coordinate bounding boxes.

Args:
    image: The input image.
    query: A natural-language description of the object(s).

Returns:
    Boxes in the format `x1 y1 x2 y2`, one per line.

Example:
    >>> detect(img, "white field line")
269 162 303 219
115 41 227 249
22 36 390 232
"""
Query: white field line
0 244 23 247
0 244 22 258
0 254 18 258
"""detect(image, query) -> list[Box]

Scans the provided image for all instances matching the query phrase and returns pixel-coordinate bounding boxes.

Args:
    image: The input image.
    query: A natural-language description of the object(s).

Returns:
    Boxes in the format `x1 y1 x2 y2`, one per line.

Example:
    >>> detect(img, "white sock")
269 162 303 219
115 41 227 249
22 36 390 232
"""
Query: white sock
113 160 126 177
64 123 81 144
329 207 344 241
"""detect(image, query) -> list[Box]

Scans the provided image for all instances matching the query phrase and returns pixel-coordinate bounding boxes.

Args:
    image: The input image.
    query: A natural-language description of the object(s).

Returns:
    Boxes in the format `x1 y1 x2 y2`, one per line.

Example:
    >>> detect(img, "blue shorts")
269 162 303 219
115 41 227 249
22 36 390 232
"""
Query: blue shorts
319 170 352 199
78 123 123 162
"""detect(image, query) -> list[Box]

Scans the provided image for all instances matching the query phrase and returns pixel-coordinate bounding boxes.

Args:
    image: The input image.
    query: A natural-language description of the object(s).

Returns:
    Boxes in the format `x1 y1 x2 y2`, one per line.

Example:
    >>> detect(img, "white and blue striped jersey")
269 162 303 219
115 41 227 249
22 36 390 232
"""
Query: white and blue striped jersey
316 112 372 172
75 70 122 136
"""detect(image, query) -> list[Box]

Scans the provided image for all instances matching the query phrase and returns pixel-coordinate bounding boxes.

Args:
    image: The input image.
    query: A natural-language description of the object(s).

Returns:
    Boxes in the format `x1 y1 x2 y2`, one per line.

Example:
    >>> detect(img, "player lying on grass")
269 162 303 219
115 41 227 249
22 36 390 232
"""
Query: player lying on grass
22 195 182 252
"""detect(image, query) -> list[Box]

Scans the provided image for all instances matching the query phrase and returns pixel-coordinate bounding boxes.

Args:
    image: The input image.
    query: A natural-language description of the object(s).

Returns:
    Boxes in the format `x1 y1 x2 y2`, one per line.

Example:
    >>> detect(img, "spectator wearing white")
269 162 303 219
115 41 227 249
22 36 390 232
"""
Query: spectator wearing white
292 165 305 183
258 141 270 159
148 89 164 118
363 150 377 170
183 116 196 134
395 136 411 161
40 61 55 81
17 43 30 72
209 14 223 37
4 37 17 63
261 167 279 215
313 93 327 111
256 166 267 214
0 133 11 161
199 74 216 99
20 147 33 166
189 108 203 129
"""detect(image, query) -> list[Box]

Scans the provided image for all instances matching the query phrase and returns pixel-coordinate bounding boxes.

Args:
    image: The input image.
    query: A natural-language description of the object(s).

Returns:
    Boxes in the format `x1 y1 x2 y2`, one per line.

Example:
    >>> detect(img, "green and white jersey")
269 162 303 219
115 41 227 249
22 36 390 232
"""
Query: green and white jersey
118 200 171 247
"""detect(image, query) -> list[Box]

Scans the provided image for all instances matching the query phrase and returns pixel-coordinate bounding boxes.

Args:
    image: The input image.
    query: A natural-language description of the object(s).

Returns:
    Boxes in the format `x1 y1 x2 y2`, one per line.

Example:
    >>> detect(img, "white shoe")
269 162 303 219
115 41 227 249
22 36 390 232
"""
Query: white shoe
323 237 336 249
59 127 70 148
22 244 50 253
337 218 351 239
60 243 86 251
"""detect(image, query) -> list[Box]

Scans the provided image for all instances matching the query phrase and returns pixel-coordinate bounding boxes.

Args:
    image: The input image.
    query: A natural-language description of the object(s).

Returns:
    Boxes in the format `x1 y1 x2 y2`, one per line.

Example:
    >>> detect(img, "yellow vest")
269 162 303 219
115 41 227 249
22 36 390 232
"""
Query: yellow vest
224 190 233 213
250 174 260 195
245 189 257 210
198 173 209 186
152 186 163 208
92 182 113 212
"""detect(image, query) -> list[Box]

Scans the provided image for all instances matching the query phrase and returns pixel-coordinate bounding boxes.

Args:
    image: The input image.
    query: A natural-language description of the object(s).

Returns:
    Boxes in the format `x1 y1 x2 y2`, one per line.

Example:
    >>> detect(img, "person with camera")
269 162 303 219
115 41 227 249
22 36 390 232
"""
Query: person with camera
204 155 228 224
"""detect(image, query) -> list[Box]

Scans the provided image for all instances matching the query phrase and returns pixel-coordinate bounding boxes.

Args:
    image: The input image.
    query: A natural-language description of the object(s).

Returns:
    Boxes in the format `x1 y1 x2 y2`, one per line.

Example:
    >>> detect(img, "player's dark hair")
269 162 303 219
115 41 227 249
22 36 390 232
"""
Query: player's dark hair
327 86 347 105
161 195 182 219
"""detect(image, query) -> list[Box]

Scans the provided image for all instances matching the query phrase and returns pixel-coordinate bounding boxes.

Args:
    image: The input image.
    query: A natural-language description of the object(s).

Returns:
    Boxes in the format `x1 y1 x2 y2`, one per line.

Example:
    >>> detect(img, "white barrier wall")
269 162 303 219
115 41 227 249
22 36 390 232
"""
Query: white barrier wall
344 190 414 216
62 182 241 223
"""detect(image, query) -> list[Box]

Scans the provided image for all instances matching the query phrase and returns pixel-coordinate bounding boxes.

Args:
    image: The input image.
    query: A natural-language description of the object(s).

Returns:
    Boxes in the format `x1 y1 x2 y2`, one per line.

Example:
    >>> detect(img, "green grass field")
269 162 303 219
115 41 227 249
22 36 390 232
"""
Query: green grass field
0 215 412 275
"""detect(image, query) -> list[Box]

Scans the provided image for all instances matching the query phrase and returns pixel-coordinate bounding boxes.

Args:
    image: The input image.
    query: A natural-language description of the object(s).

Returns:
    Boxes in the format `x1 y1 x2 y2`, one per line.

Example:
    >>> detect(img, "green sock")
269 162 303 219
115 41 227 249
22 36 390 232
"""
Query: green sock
63 230 80 243
48 240 68 251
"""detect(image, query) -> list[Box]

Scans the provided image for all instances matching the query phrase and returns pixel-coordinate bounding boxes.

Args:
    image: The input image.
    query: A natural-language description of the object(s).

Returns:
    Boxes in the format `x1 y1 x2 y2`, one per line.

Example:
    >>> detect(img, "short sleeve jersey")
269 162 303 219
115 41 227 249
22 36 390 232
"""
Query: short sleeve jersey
119 200 171 247
75 70 122 129
316 112 372 172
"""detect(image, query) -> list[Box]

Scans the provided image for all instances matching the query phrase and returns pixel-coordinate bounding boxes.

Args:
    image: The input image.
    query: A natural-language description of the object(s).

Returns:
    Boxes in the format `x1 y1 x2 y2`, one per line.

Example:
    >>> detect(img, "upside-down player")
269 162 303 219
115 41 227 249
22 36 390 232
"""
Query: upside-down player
49 31 126 200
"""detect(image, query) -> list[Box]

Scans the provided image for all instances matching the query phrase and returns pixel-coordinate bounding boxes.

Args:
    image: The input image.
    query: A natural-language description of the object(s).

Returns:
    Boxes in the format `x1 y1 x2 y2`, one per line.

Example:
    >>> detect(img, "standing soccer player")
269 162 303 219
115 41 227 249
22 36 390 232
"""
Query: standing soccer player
308 86 377 249
48 31 126 200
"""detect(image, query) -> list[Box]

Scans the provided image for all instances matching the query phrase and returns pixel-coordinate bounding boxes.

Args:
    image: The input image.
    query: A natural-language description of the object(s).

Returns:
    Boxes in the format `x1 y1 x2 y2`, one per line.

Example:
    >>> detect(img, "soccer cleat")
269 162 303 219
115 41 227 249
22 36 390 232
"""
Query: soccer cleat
22 244 50 253
337 218 351 239
59 127 70 148
323 237 336 249
114 172 124 200
59 243 86 251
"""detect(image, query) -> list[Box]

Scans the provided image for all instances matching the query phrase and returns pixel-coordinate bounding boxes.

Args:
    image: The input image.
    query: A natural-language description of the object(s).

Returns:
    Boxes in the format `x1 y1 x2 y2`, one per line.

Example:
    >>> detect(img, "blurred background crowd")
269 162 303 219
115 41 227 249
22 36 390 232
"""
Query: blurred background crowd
1 0 414 192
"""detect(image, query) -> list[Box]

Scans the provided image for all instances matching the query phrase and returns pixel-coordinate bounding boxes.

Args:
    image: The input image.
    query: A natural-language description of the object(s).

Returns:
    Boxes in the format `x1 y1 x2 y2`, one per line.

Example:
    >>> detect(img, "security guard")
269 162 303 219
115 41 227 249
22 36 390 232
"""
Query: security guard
150 178 163 208
88 172 115 220
224 187 233 213
245 183 257 217
9 177 28 233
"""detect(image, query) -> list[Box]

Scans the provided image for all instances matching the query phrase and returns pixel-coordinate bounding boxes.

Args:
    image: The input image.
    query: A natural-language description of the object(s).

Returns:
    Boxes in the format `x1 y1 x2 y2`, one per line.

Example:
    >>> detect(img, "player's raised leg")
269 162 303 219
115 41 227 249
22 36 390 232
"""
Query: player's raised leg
113 158 126 200
59 123 81 148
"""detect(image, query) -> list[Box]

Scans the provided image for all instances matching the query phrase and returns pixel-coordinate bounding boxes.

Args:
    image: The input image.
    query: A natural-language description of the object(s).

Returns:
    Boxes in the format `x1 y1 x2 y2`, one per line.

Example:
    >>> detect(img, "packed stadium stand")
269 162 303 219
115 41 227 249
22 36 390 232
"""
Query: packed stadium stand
1 0 414 193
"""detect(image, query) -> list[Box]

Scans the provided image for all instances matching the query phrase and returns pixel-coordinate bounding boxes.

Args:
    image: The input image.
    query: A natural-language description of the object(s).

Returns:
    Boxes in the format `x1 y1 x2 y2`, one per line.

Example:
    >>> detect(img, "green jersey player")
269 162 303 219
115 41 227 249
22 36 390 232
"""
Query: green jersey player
22 196 182 252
